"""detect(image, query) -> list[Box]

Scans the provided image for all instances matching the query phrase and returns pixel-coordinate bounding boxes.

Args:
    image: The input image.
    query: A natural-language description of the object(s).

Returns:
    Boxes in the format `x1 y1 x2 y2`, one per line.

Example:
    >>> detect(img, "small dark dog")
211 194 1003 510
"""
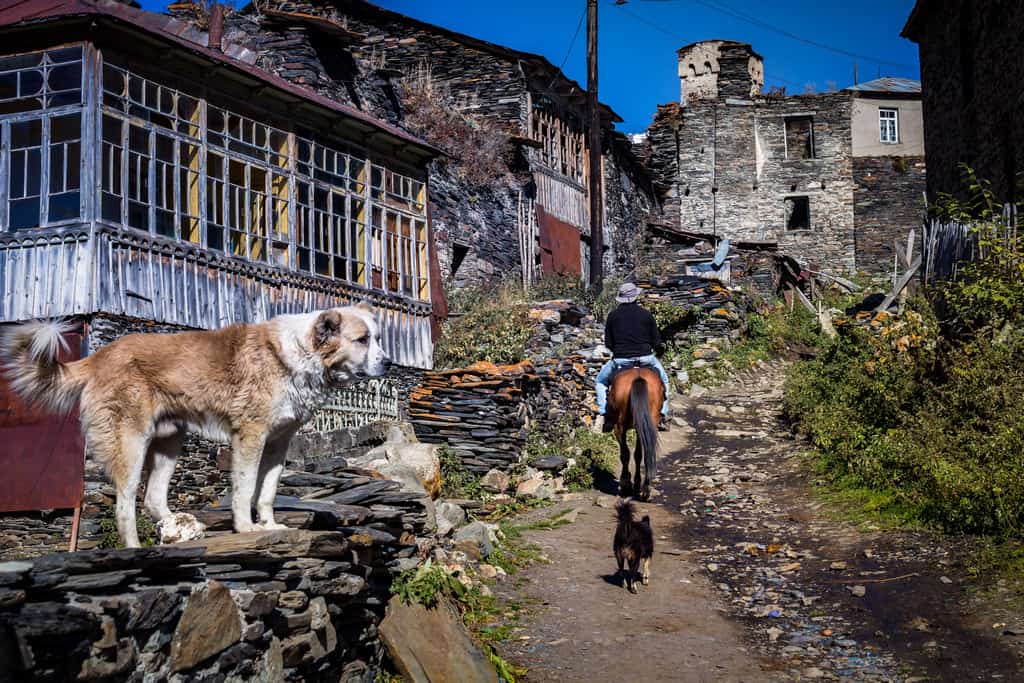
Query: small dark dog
613 498 654 593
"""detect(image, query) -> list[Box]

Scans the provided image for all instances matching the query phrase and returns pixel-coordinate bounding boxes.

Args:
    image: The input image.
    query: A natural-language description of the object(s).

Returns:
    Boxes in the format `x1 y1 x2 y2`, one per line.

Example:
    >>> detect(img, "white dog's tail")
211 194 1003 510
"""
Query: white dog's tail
1 320 87 414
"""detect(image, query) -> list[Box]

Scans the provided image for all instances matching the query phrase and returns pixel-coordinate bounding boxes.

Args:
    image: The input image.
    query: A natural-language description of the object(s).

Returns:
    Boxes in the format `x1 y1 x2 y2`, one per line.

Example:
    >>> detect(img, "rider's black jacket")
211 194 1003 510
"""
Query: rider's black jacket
605 302 662 359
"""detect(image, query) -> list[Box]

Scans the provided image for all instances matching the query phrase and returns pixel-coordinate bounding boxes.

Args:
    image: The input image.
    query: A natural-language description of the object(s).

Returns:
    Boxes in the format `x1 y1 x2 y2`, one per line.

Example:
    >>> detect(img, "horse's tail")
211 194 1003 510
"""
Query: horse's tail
629 376 658 479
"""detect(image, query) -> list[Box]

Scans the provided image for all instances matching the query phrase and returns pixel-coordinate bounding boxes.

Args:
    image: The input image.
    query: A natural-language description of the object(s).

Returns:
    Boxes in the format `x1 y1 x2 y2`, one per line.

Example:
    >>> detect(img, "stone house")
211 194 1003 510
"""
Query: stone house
902 0 1024 205
0 0 440 553
218 0 657 288
646 40 925 275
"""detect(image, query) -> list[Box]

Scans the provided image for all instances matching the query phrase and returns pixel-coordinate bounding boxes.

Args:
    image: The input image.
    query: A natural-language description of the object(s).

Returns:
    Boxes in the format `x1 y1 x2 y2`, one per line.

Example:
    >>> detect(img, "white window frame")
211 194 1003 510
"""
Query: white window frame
879 107 899 144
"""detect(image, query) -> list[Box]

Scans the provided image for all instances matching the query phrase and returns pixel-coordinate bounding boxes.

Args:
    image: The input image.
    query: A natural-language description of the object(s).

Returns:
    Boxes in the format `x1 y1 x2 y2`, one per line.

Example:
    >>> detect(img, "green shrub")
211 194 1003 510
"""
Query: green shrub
434 283 532 369
98 509 157 548
439 446 485 501
522 420 618 492
786 290 1024 535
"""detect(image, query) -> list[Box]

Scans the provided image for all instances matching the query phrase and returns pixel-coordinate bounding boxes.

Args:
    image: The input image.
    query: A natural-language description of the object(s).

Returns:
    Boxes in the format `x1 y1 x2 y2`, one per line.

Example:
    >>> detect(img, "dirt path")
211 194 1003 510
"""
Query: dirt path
495 494 774 682
496 358 1024 682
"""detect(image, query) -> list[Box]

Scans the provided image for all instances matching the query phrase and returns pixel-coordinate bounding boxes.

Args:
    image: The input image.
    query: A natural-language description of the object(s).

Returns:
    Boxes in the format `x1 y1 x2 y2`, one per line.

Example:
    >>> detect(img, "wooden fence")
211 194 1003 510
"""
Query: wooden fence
922 203 1019 284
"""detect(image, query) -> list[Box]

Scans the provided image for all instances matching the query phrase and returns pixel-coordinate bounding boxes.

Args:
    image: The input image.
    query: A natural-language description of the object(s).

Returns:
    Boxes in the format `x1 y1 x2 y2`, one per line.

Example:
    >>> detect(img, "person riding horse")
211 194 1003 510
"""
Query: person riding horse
595 282 671 432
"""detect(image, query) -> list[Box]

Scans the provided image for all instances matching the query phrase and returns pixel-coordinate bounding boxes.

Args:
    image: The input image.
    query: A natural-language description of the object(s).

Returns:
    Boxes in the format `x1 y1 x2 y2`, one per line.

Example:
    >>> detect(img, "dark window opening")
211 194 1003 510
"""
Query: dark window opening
785 116 814 159
785 196 810 230
451 244 470 276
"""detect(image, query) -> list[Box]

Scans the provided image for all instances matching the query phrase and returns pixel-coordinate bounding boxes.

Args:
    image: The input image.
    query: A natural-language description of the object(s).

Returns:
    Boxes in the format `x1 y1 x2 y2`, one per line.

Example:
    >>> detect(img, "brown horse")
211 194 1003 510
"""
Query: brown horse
606 367 663 501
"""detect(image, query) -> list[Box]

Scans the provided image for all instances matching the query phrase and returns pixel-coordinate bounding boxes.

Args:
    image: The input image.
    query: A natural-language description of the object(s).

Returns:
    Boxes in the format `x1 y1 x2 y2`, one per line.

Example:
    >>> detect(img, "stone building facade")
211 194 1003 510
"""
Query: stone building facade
902 0 1024 205
219 0 656 290
645 40 925 275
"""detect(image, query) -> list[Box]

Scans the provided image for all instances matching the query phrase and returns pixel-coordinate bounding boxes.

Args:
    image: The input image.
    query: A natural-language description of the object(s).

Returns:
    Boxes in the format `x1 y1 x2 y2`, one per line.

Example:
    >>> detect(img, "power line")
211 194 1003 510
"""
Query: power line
556 7 588 72
629 0 916 70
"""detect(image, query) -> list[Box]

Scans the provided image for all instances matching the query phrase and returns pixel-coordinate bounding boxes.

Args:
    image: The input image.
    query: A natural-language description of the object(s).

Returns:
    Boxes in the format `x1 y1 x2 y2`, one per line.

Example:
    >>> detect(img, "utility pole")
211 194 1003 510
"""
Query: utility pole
586 0 604 292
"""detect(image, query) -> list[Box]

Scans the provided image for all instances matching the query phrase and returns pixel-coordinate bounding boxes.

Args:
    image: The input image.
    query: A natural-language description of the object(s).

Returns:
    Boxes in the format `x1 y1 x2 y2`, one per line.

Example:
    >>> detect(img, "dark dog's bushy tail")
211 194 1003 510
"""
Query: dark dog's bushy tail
616 498 637 527
629 377 658 479
1 320 86 414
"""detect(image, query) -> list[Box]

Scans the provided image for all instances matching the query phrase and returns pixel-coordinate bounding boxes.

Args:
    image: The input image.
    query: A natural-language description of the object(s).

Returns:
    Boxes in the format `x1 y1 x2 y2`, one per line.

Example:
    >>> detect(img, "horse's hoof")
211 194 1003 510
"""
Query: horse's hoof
628 584 638 594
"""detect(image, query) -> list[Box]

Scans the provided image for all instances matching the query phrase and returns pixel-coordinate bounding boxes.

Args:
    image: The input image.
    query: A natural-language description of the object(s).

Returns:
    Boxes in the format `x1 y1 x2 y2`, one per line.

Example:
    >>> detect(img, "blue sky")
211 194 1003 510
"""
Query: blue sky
143 0 921 133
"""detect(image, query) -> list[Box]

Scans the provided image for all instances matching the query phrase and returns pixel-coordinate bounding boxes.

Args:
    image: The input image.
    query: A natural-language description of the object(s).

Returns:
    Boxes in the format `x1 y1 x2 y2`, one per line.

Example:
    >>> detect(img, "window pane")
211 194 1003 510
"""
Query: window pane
10 198 40 229
49 192 79 222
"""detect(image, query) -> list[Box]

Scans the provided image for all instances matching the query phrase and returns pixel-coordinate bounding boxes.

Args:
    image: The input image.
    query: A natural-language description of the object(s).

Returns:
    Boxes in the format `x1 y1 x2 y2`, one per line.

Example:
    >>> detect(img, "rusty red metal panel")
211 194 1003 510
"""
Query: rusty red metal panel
536 205 582 276
0 326 85 513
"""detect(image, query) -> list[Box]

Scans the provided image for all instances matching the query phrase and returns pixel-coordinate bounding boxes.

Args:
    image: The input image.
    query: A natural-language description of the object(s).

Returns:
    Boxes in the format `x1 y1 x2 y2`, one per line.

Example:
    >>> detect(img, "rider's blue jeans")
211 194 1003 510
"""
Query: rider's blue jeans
595 354 671 417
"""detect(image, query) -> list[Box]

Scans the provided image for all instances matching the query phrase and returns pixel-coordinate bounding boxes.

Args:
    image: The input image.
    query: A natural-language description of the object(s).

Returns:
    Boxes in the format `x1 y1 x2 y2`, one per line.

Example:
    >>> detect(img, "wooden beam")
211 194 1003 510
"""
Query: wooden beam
876 254 922 312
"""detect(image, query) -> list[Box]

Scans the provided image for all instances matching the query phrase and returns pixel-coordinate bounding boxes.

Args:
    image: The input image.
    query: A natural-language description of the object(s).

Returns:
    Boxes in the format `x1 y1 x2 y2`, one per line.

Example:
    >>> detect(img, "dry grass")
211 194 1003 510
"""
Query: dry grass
400 64 513 189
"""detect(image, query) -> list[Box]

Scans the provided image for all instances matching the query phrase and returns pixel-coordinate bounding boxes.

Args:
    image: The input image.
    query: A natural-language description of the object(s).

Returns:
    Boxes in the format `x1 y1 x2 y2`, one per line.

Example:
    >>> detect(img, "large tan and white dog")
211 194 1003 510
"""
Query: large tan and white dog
1 305 390 547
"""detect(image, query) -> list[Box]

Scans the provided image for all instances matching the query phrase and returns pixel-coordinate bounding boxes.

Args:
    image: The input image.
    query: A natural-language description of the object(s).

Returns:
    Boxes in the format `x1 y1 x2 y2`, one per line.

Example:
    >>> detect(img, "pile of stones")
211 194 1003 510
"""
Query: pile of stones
638 276 749 345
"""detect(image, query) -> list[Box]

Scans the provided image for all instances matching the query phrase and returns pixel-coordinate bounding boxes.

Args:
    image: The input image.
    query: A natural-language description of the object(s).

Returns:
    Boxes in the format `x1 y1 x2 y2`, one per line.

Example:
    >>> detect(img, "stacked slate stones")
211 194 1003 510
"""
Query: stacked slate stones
410 301 613 474
408 362 531 475
0 523 423 682
638 276 748 344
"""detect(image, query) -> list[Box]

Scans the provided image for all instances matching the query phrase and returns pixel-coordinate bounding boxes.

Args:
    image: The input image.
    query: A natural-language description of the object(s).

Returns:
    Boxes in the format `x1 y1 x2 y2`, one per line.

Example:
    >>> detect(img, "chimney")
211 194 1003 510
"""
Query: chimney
208 2 224 52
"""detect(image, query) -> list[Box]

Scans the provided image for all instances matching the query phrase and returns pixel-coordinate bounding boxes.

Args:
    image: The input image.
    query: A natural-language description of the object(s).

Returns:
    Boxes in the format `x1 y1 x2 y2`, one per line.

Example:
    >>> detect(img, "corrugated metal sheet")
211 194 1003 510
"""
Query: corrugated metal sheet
0 325 85 513
536 205 582 276
846 77 922 95
0 225 435 369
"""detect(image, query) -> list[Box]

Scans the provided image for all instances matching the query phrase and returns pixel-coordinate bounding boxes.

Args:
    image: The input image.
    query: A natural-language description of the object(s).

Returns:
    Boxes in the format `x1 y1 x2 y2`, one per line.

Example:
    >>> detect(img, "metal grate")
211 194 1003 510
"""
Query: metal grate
306 378 400 432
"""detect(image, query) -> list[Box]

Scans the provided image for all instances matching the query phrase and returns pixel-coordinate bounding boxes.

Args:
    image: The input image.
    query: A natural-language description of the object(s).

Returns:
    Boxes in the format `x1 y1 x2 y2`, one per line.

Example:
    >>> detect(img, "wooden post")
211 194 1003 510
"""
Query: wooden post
69 502 82 552
586 0 603 292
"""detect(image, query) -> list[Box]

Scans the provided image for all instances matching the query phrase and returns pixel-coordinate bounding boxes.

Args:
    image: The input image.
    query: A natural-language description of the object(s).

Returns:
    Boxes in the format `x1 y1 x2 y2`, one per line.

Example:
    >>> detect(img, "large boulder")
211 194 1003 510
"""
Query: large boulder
350 443 442 498
380 597 498 683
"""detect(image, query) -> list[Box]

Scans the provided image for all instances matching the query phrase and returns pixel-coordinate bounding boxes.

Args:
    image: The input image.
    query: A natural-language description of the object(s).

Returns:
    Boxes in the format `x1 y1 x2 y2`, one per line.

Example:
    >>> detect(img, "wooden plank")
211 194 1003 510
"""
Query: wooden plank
876 254 922 312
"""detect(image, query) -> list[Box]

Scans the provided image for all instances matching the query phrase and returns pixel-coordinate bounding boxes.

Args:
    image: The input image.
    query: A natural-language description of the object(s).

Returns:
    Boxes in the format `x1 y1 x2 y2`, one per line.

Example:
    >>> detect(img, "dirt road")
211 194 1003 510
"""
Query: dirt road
496 359 1024 682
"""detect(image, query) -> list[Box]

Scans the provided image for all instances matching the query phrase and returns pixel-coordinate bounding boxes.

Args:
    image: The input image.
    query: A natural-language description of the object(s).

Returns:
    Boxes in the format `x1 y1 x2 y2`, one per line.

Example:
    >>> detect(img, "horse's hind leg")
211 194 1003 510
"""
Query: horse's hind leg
618 432 633 498
633 441 646 501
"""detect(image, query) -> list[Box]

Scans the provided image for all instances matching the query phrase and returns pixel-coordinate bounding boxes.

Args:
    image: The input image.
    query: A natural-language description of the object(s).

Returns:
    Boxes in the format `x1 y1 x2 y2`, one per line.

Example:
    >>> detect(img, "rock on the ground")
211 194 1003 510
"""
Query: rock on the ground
435 501 468 537
480 469 511 493
169 580 242 672
453 522 494 560
531 456 568 471
516 478 554 500
380 597 498 683
157 513 206 545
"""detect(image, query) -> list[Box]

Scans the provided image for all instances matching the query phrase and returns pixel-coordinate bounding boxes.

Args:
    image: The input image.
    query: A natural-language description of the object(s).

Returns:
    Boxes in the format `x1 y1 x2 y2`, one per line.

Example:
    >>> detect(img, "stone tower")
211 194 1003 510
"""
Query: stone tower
677 40 764 104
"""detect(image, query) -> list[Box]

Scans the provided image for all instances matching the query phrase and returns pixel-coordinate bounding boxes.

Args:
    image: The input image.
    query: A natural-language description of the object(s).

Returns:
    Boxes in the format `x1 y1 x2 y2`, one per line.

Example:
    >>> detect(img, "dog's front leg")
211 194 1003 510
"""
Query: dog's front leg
231 431 266 534
255 434 292 531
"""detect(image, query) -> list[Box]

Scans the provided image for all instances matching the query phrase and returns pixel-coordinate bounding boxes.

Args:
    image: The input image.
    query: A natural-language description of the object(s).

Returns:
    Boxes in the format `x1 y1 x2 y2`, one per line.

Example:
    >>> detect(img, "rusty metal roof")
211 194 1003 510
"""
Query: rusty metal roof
846 77 922 95
0 0 441 156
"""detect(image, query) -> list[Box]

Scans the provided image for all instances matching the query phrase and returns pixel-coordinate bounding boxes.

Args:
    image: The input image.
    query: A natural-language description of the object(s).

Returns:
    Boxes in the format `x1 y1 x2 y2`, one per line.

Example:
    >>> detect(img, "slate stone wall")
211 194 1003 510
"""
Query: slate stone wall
853 155 928 274
906 0 1024 204
646 92 862 274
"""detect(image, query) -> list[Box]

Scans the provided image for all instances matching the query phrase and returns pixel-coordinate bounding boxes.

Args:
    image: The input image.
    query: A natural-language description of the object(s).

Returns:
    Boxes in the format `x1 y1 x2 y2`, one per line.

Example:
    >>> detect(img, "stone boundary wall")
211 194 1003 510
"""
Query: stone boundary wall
0 528 419 682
